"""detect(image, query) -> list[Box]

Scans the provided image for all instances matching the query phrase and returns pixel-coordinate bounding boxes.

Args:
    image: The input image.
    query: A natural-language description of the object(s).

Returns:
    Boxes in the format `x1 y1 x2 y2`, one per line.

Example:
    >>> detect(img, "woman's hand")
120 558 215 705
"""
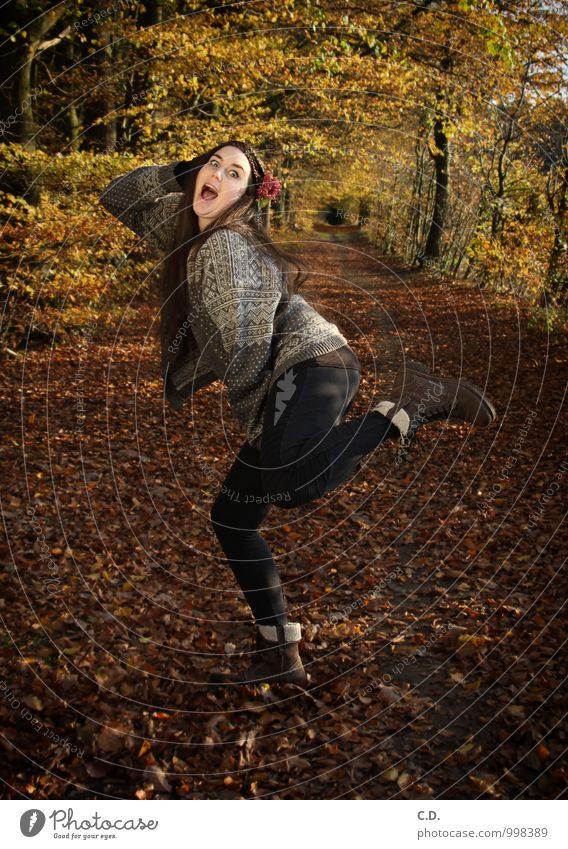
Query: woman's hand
173 160 194 191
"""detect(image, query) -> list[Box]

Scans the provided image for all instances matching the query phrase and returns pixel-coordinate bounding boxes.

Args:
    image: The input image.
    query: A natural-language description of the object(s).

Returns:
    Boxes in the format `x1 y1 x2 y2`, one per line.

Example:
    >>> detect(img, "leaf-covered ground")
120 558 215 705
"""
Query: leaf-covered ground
1 229 566 799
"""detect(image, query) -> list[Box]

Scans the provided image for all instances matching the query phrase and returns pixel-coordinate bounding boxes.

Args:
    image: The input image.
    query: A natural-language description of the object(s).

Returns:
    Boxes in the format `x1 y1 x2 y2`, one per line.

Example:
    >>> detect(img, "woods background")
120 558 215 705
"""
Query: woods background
0 0 566 343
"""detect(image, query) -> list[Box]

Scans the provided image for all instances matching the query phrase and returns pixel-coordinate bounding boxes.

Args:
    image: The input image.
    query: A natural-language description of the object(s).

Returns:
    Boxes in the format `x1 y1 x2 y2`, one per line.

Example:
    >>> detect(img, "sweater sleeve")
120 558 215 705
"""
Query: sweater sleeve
99 162 185 253
186 229 283 437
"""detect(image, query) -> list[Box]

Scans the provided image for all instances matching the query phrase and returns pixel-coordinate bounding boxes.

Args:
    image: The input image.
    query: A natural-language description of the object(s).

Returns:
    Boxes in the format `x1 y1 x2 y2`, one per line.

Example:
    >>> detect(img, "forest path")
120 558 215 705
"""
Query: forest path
1 228 565 799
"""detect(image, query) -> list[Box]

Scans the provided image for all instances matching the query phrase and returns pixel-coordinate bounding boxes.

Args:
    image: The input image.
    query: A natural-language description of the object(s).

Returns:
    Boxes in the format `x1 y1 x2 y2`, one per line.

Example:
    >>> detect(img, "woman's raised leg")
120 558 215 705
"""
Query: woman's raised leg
259 362 398 509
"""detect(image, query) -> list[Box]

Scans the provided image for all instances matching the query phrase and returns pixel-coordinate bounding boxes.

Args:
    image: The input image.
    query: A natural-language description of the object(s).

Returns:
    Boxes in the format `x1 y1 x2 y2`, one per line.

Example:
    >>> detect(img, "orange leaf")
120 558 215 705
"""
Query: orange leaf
536 744 550 759
137 739 152 758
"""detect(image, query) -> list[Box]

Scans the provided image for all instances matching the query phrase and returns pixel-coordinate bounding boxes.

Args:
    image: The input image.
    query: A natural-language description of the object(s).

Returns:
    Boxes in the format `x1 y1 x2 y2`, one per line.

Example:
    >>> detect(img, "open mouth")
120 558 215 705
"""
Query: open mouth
200 183 219 201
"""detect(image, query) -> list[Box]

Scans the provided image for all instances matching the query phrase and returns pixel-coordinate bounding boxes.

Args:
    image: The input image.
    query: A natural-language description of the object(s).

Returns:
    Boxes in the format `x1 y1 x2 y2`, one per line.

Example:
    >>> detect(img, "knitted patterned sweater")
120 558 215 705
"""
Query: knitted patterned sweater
99 162 350 447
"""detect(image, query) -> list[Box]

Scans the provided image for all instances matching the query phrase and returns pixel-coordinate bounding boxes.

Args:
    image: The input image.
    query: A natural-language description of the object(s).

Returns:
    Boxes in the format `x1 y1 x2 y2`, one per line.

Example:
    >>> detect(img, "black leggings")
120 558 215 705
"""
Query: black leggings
210 360 397 626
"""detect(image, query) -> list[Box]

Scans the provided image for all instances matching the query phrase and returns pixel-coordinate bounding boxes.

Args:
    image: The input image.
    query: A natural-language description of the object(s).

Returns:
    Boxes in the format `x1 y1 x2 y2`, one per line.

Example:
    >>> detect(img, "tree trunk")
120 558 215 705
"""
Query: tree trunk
407 134 427 264
142 0 163 25
0 6 65 205
64 41 81 151
546 165 567 300
83 22 117 150
13 59 36 147
284 184 292 226
8 6 65 147
423 107 450 261
382 172 399 254
358 196 370 228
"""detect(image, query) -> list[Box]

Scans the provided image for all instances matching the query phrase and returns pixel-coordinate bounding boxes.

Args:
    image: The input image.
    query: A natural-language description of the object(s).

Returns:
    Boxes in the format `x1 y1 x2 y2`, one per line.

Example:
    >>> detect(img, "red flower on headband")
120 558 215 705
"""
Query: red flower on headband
256 170 282 209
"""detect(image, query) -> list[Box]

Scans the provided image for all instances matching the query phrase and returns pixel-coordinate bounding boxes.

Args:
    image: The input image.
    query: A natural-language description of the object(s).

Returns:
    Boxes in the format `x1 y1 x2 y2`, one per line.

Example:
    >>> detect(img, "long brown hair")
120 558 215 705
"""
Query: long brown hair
158 139 309 380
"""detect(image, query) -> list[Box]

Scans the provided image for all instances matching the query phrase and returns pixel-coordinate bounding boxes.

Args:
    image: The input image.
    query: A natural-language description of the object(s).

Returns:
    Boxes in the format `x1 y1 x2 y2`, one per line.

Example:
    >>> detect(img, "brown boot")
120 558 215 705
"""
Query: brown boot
374 360 496 446
208 623 308 687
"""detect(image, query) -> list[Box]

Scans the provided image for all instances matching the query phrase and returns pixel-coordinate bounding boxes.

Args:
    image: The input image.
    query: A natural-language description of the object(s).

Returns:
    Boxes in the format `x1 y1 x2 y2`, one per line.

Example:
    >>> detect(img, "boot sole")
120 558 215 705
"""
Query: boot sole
206 678 309 691
208 670 308 687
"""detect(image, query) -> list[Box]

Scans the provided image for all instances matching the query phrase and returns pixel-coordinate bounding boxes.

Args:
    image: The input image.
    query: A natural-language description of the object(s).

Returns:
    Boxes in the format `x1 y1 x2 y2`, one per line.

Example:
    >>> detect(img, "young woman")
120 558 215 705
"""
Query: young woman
100 140 496 688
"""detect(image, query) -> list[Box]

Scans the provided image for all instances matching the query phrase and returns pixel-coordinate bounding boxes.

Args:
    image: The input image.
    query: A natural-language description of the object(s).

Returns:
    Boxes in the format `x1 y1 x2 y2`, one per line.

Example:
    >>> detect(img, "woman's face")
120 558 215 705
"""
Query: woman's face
193 145 252 231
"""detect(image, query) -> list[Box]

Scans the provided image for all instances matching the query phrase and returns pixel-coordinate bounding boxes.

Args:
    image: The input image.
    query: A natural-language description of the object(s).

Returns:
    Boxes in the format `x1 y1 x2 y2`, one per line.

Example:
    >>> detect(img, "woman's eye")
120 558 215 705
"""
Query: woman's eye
210 160 239 178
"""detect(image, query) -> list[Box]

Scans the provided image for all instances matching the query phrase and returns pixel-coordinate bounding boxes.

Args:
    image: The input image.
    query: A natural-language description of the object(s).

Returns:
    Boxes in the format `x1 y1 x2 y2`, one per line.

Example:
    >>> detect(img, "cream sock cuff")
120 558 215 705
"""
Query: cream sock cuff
373 402 411 437
258 622 301 643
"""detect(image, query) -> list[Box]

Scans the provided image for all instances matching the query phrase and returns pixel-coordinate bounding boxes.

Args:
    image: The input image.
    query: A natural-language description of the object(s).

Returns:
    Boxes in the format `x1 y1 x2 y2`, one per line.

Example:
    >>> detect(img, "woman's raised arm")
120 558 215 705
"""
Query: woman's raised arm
99 162 187 253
